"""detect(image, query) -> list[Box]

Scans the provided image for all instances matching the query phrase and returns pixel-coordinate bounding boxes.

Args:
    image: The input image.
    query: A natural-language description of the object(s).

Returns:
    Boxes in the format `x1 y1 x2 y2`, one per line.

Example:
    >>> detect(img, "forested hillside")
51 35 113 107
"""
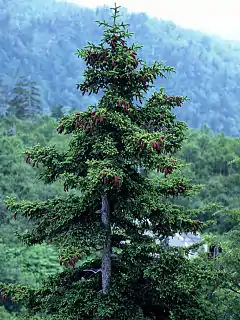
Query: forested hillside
0 116 239 319
1 0 240 136
0 2 240 319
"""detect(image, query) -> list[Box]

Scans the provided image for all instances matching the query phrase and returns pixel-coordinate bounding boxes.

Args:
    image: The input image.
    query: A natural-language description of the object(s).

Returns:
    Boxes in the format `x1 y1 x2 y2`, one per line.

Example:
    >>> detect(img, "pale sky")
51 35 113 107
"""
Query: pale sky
59 0 240 41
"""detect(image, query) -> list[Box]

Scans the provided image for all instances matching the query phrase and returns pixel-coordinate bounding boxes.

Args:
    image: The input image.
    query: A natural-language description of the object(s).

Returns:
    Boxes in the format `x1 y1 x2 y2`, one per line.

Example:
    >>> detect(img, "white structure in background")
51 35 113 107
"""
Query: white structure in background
136 168 210 256
145 230 208 257
169 232 201 247
168 232 208 257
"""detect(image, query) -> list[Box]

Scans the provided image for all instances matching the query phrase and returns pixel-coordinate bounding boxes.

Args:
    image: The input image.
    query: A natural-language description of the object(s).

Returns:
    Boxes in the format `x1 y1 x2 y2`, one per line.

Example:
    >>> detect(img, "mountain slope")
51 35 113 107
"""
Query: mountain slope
0 0 240 136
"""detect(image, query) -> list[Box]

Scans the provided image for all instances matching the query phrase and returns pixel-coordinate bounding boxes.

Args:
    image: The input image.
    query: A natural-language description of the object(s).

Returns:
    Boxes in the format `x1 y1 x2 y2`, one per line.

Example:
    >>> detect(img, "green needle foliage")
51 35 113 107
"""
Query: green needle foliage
1 4 224 320
8 76 43 119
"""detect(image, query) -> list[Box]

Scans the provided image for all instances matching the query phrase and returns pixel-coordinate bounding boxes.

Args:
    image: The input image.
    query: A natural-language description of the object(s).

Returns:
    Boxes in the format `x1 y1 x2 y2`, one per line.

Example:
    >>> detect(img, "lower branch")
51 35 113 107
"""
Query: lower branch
83 268 102 274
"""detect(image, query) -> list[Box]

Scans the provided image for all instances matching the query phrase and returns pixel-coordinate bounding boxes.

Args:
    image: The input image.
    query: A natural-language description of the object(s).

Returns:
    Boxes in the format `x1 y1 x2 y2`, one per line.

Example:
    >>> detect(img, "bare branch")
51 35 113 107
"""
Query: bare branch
228 287 240 295
83 268 102 274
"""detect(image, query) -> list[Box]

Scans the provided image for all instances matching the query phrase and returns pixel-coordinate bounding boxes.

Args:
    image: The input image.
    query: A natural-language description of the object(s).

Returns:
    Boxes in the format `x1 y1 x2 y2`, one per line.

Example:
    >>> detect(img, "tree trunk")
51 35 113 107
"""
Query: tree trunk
101 194 111 295
163 237 169 249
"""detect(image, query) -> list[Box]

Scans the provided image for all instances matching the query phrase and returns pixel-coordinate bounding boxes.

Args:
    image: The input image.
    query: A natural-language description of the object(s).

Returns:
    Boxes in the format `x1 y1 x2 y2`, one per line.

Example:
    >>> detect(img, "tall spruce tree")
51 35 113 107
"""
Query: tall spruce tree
1 4 222 320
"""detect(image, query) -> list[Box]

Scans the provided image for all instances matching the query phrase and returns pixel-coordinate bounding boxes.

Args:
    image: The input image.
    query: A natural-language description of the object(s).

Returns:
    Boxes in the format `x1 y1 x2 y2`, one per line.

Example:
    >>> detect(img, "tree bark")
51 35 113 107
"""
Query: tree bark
101 195 111 295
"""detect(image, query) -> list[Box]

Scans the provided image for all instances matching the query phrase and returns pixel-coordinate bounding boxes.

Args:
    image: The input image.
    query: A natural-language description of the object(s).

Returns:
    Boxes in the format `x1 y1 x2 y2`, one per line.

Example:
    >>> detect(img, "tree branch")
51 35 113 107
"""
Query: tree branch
228 287 240 295
83 268 102 274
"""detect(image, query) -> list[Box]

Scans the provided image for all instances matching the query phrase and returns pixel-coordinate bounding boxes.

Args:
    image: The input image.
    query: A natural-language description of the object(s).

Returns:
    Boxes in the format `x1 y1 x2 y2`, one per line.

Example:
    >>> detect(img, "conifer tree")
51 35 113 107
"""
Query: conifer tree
8 76 42 119
1 4 222 320
0 78 10 117
50 104 65 119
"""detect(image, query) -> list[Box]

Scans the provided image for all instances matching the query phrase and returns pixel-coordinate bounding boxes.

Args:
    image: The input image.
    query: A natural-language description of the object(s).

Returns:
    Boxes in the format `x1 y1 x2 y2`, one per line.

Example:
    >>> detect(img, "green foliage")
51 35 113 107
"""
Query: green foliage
0 115 68 200
8 76 43 119
0 115 237 319
199 208 240 320
177 127 240 233
0 307 17 320
0 0 240 135
0 78 10 116
0 219 63 286
0 115 69 318
50 104 65 120
1 5 231 320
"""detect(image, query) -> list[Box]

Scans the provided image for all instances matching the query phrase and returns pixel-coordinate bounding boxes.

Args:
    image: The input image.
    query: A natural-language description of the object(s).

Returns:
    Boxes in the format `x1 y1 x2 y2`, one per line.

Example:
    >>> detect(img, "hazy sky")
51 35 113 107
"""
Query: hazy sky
60 0 240 40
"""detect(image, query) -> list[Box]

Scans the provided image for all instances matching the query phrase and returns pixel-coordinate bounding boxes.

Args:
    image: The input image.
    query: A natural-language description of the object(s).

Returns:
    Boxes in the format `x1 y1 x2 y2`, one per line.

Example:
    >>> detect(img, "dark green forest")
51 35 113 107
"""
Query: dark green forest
1 0 240 136
0 1 240 319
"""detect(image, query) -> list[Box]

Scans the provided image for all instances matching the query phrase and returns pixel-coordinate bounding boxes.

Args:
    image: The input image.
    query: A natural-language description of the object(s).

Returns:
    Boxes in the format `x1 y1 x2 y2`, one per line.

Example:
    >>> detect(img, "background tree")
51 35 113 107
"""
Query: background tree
196 206 240 320
50 104 77 120
50 104 65 119
8 76 42 119
0 115 67 319
0 78 10 117
0 4 228 320
214 209 240 320
176 128 240 233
